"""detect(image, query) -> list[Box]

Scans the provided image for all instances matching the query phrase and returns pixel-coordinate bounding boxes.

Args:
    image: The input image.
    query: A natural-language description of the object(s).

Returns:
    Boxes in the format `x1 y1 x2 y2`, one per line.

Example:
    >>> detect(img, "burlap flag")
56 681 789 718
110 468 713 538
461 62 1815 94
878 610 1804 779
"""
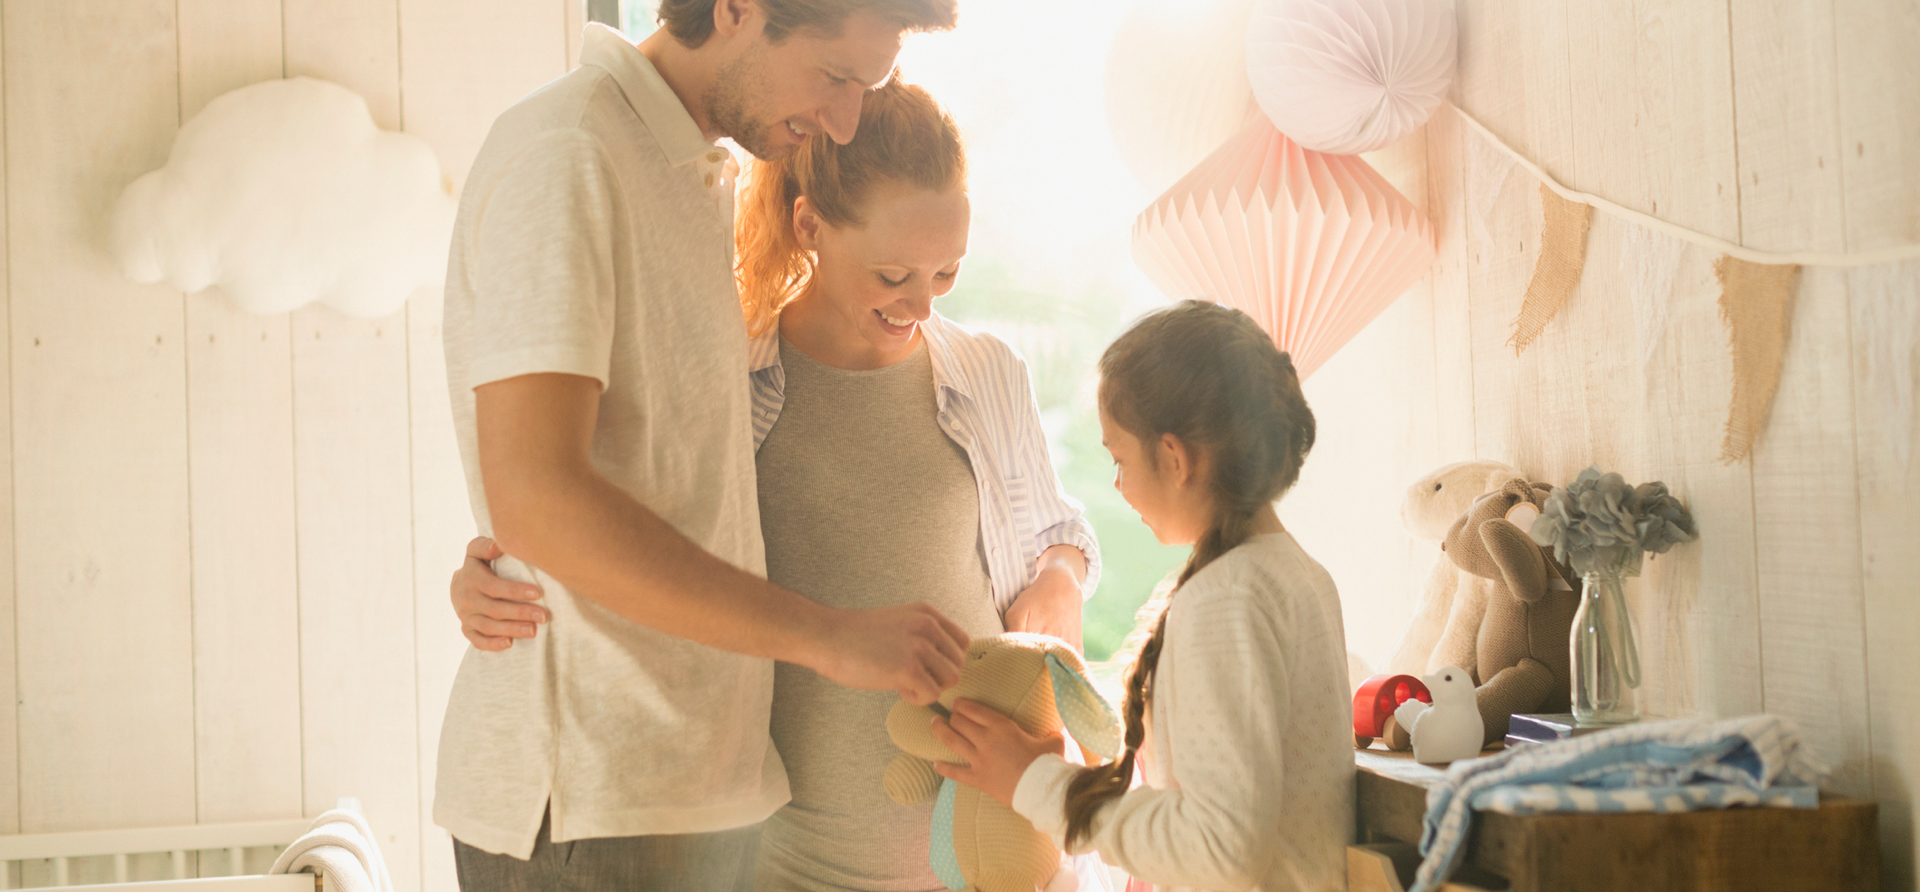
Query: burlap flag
1508 184 1594 352
1717 257 1799 463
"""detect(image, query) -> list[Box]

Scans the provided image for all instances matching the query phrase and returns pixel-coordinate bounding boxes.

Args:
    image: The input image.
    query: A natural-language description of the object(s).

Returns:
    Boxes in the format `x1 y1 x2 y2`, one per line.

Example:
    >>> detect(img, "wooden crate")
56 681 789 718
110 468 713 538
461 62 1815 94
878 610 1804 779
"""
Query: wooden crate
1355 747 1880 892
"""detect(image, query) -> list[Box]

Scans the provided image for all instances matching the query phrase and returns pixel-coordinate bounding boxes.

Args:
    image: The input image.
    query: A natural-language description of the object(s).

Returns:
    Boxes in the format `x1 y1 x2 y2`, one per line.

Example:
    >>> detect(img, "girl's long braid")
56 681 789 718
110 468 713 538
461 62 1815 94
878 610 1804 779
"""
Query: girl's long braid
1061 301 1313 850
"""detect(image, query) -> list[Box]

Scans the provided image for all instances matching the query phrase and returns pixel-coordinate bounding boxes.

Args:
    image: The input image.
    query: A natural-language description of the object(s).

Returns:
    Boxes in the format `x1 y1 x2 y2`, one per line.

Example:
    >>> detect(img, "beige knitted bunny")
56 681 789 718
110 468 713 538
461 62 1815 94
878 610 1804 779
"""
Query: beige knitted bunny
882 633 1121 892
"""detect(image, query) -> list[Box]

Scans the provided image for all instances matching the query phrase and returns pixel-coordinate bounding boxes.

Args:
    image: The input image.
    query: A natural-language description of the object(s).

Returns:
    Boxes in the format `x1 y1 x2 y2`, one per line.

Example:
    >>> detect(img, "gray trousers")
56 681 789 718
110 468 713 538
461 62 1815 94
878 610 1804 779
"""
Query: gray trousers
453 810 762 892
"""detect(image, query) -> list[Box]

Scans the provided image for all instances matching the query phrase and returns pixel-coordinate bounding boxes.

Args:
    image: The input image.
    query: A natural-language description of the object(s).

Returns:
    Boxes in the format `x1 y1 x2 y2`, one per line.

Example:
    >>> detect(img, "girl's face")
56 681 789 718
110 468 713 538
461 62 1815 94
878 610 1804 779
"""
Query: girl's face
786 178 969 369
1099 407 1215 547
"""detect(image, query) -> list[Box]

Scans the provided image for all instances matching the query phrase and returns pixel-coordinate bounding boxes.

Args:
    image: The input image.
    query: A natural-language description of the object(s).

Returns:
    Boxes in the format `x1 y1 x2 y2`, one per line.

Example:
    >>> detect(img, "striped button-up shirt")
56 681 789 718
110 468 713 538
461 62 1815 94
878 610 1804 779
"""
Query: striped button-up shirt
748 312 1100 613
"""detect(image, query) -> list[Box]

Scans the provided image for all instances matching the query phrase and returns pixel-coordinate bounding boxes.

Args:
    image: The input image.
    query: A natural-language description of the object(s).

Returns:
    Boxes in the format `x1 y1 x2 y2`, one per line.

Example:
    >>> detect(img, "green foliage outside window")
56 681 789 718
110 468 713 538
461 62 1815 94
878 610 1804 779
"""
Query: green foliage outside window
936 258 1185 662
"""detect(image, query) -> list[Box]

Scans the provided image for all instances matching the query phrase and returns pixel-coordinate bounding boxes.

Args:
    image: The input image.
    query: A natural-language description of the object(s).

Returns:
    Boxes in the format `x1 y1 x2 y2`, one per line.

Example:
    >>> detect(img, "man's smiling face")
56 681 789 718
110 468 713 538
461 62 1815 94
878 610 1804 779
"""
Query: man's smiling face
706 11 903 159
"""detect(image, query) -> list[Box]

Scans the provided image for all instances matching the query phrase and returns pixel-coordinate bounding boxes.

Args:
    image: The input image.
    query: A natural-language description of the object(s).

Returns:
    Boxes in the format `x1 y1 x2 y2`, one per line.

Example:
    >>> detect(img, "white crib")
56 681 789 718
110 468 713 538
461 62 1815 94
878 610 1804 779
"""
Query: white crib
0 802 354 891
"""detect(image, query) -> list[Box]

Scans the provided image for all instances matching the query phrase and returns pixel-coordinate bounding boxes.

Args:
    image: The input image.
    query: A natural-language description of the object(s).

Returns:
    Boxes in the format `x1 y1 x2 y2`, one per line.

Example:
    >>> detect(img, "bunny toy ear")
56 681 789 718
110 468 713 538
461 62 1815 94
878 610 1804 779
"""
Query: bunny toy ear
1043 644 1123 760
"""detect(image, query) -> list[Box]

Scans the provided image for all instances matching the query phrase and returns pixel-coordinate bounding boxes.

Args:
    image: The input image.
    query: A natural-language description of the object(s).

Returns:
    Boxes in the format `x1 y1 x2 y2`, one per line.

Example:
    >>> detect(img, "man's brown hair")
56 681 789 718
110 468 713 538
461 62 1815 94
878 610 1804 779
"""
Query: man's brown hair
656 0 957 47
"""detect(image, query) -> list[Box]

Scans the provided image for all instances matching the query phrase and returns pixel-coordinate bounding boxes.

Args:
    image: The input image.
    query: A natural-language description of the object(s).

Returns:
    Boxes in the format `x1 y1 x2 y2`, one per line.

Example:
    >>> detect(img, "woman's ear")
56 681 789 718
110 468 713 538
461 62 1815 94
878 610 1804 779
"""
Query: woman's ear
792 196 824 251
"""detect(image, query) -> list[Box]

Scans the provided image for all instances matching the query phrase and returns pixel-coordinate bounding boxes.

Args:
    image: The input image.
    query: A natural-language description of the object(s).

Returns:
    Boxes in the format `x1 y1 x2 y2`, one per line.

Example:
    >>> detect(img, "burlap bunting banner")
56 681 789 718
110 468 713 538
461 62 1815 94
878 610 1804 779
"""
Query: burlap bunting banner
1508 183 1594 353
1716 257 1799 464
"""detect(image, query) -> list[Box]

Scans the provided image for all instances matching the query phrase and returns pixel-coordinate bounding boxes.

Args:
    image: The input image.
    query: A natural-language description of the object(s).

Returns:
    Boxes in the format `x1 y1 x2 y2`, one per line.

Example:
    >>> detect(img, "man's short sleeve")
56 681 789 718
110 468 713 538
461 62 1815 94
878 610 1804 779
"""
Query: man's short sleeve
465 129 622 391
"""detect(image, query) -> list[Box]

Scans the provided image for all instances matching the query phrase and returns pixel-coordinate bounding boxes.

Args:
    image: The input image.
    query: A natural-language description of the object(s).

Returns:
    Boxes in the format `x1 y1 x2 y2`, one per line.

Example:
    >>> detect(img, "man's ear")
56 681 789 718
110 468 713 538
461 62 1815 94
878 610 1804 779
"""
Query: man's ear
792 196 823 250
711 0 762 41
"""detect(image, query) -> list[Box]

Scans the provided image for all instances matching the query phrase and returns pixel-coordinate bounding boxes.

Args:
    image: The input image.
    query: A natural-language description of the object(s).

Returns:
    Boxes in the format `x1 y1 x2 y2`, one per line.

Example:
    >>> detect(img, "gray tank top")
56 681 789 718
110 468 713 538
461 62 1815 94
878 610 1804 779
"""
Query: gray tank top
754 336 1004 892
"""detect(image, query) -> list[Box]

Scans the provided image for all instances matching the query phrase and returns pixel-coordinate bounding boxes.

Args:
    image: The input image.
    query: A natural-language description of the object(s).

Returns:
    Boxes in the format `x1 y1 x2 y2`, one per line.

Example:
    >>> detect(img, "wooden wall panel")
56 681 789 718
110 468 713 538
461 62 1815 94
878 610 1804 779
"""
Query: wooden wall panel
1422 102 1476 462
1838 1 1920 885
285 2 423 887
1562 0 1755 723
1563 0 1740 241
4 0 197 833
397 2 567 886
1851 259 1920 892
176 0 305 827
290 309 419 886
1834 0 1920 251
1454 0 1580 471
1729 0 1873 797
0 2 15 849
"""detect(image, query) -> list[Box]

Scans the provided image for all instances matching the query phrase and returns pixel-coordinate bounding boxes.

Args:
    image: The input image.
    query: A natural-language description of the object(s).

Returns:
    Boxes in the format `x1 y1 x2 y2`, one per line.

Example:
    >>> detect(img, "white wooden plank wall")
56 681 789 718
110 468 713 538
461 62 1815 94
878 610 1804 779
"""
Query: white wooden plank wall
0 5 15 884
0 1 570 888
7 2 198 858
1732 0 1875 800
177 0 304 840
1838 0 1920 884
0 0 14 866
1284 0 1919 887
283 3 423 888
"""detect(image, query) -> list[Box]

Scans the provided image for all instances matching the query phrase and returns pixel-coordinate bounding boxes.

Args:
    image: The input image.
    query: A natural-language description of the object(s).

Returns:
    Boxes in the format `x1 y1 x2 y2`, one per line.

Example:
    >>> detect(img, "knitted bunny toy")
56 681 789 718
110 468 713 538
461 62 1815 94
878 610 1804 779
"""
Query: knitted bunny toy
883 633 1122 892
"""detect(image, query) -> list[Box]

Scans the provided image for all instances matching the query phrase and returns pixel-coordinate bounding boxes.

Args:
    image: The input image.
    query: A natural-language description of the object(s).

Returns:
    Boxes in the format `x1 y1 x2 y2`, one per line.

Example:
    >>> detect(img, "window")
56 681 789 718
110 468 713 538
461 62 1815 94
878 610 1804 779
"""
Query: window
897 2 1182 661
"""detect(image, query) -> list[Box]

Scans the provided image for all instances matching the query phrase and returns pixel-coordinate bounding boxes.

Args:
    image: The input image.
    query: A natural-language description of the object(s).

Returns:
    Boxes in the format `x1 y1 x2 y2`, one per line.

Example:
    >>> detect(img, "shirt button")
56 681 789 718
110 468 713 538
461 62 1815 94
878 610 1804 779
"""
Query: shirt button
704 173 716 188
708 151 725 163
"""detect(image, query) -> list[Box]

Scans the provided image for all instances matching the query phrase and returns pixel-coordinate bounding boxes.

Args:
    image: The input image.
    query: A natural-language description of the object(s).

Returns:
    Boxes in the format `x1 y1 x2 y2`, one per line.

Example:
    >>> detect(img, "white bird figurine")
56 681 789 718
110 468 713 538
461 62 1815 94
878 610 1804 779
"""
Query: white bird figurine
1393 665 1483 764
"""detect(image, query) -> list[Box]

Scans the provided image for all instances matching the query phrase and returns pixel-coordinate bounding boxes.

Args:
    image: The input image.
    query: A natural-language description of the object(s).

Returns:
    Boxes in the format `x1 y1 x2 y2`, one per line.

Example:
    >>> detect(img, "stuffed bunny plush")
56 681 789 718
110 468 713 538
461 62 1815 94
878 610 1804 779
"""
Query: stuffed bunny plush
882 633 1122 892
1382 460 1524 678
1443 476 1579 744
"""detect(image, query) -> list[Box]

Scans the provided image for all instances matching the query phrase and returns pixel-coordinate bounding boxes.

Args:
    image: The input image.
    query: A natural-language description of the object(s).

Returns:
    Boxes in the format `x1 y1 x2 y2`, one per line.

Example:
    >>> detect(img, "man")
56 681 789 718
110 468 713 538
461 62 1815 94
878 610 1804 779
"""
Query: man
436 0 964 888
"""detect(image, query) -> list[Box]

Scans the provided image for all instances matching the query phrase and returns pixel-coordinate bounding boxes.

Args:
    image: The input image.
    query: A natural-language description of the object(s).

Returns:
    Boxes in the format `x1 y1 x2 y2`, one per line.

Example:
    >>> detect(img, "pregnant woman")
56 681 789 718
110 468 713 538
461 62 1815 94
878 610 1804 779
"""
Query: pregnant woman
450 79 1100 891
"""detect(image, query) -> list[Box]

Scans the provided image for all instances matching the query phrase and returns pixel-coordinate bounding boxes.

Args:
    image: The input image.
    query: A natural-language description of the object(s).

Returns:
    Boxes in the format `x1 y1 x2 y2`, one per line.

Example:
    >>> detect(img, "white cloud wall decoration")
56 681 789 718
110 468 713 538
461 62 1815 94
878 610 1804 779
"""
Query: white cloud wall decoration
111 77 457 318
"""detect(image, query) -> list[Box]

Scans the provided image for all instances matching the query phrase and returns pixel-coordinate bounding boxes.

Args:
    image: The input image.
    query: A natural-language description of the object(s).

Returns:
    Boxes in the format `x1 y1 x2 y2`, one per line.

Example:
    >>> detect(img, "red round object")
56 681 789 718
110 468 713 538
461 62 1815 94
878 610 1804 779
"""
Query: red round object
1352 673 1431 737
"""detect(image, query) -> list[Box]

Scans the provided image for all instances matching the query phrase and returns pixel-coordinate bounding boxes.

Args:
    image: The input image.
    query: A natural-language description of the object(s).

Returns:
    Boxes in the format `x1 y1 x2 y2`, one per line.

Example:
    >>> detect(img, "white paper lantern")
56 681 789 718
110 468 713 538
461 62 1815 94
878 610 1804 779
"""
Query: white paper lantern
1245 0 1457 155
1132 116 1436 379
1104 0 1261 196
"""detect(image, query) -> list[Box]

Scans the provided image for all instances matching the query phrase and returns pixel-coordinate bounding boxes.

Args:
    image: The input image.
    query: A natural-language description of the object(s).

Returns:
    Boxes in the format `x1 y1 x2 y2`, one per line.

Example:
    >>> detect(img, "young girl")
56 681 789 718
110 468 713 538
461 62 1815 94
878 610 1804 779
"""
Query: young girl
931 300 1354 892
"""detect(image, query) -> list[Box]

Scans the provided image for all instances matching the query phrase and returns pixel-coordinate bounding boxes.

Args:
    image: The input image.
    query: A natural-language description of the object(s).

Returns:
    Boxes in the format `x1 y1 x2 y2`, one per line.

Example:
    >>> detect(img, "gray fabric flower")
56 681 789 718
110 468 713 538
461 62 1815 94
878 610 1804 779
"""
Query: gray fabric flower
1529 466 1698 577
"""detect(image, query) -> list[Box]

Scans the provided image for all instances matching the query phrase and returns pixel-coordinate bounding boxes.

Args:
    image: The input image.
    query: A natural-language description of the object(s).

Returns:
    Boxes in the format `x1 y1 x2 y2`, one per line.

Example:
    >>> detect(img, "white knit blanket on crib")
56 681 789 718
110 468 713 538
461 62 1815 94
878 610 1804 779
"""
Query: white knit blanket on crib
269 808 393 892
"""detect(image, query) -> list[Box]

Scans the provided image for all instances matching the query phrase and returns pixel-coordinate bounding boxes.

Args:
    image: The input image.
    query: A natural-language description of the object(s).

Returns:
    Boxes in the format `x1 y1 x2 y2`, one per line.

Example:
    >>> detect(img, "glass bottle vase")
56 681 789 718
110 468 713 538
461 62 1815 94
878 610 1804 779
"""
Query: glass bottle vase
1570 567 1642 724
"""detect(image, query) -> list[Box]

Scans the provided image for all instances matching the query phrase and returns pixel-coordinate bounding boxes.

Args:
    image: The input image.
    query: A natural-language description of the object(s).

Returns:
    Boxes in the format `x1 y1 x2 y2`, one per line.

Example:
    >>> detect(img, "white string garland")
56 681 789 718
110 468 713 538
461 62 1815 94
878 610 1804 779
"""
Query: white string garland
1448 102 1920 268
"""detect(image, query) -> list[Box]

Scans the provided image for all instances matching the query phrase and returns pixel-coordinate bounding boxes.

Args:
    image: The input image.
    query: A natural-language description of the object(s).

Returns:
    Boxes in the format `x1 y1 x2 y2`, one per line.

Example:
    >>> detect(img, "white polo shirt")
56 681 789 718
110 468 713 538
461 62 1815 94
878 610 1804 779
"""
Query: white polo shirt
435 24 785 858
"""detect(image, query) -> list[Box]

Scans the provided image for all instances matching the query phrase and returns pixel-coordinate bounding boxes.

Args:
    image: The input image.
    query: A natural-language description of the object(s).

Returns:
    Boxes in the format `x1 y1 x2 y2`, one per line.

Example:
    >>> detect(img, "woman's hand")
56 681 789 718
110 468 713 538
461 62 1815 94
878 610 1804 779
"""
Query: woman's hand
931 699 1065 809
1004 545 1086 649
452 536 547 651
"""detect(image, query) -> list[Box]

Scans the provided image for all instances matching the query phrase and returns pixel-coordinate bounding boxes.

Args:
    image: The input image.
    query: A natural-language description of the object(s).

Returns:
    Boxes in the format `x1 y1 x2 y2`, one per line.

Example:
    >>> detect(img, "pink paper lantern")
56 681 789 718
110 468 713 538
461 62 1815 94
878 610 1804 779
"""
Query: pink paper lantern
1132 115 1436 379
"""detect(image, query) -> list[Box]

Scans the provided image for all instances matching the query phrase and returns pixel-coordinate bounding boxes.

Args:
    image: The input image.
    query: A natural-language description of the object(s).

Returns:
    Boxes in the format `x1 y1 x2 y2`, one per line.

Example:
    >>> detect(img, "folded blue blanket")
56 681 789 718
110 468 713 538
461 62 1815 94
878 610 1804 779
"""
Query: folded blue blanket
1411 715 1826 892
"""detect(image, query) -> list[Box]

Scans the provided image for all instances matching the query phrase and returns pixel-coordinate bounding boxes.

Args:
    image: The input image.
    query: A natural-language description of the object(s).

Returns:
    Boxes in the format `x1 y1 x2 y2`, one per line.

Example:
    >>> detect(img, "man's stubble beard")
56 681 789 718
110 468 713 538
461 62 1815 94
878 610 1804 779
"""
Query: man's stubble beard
707 48 794 162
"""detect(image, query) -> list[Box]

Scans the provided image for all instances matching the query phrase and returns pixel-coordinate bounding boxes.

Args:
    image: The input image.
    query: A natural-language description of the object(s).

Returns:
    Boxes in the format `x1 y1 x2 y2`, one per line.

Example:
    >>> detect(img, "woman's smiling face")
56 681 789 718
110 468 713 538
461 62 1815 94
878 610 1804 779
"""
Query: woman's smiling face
783 178 970 370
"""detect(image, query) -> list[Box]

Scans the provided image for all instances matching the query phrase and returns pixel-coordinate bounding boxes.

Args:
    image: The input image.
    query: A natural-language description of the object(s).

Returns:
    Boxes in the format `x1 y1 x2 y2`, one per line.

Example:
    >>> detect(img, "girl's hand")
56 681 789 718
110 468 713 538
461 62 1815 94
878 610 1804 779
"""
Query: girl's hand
931 699 1065 809
451 536 547 651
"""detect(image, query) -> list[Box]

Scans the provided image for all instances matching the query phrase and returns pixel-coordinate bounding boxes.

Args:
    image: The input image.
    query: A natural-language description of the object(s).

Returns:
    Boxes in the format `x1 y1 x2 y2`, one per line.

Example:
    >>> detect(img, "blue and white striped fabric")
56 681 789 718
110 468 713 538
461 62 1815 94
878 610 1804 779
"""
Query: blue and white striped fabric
747 312 1100 612
1411 715 1827 892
